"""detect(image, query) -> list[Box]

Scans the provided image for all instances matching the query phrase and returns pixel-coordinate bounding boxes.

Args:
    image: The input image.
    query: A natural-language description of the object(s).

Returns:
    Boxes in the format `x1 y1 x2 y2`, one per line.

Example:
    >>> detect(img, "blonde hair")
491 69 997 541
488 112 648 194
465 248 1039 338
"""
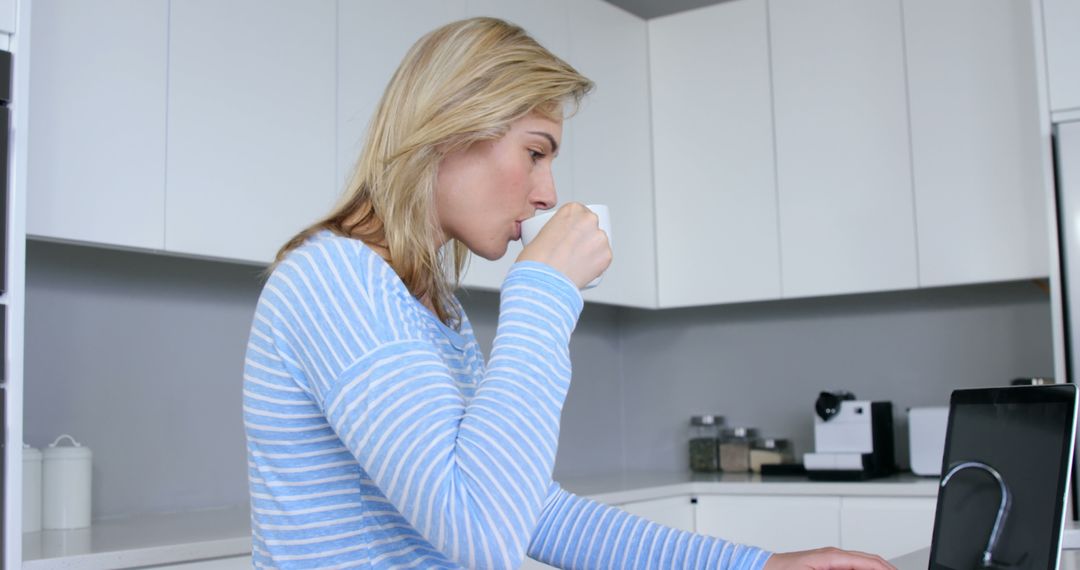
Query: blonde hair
275 17 593 326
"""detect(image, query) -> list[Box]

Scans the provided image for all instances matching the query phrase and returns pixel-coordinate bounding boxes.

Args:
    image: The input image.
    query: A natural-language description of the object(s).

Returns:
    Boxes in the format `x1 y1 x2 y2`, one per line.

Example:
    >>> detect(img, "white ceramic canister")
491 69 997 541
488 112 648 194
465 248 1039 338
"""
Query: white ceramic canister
22 444 42 532
42 435 92 530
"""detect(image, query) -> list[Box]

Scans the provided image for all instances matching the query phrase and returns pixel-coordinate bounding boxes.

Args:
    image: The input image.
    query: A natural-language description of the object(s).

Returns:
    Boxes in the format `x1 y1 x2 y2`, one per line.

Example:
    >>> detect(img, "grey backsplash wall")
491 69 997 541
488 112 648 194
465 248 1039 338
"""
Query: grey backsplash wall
24 241 260 519
24 240 1054 519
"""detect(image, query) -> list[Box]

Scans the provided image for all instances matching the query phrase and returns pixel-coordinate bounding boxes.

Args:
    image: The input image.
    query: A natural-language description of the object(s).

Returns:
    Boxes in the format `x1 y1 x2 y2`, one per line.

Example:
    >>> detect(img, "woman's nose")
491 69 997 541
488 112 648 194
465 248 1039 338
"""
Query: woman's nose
530 168 558 210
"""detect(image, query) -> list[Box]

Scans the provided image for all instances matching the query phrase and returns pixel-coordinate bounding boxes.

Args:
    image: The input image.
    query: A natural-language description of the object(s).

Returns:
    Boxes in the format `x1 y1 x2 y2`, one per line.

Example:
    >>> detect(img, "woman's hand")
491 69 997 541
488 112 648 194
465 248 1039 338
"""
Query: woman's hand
764 547 897 570
517 202 612 289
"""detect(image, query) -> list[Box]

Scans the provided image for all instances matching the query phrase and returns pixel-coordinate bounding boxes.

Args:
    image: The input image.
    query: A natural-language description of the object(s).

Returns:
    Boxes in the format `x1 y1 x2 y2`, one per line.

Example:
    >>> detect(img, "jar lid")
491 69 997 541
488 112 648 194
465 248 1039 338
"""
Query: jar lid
23 444 42 461
43 434 92 460
722 427 759 438
753 438 790 449
690 415 724 426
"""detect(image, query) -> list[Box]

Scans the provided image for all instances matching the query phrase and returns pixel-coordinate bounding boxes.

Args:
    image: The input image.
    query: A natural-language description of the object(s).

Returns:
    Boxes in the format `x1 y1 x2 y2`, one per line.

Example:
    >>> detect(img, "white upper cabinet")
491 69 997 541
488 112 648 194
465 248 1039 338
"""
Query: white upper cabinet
770 0 917 299
25 0 1054 305
904 0 1048 287
0 0 15 34
650 0 780 308
28 0 168 250
337 1 467 191
1043 0 1080 114
165 0 337 264
458 0 572 291
570 0 656 308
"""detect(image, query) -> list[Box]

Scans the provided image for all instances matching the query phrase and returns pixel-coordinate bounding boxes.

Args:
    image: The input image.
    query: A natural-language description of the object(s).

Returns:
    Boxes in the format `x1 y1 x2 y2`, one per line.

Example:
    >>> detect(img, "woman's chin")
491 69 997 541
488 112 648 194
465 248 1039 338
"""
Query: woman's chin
473 242 510 261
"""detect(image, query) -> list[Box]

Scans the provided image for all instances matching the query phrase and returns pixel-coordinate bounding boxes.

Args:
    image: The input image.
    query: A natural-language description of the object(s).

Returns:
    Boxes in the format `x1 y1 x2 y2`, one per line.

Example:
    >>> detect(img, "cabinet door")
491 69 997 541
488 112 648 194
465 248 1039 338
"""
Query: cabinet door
337 0 467 191
695 495 842 553
1044 0 1080 113
0 0 14 34
521 496 694 570
650 1 780 308
28 0 168 250
904 0 1048 287
840 497 936 560
620 495 696 532
166 0 337 264
569 0 656 308
459 0 572 291
770 0 917 299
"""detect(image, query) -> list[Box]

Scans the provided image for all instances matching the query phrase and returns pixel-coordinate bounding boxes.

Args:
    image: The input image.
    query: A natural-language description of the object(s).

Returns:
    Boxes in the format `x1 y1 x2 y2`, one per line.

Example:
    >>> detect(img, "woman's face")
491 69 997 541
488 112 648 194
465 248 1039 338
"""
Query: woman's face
434 113 562 260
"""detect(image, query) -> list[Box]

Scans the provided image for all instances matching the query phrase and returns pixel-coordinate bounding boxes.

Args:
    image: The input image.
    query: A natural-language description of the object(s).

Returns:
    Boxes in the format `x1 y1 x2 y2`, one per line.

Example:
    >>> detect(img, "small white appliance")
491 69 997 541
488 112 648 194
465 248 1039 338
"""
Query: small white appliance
907 406 949 476
804 391 896 480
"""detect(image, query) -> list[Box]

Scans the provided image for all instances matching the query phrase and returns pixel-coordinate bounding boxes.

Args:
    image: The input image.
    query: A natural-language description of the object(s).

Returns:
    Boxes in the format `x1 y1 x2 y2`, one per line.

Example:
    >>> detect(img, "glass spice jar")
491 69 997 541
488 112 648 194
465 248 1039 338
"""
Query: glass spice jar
719 427 758 472
688 415 724 473
750 438 796 473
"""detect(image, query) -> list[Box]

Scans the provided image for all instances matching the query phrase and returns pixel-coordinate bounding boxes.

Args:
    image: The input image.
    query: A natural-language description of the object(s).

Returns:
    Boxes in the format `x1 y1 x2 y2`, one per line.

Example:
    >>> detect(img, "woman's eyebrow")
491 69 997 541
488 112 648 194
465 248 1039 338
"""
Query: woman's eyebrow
527 131 559 155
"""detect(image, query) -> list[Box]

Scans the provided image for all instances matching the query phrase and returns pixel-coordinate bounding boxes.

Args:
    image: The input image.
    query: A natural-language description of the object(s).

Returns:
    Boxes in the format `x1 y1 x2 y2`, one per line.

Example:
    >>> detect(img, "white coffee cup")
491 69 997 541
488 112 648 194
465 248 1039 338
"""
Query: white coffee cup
520 203 611 289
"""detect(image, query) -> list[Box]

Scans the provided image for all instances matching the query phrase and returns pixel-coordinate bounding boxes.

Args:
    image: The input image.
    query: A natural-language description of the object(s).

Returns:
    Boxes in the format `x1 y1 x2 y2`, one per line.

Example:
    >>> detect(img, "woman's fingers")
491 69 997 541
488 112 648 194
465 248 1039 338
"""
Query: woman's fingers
764 547 898 570
517 203 612 289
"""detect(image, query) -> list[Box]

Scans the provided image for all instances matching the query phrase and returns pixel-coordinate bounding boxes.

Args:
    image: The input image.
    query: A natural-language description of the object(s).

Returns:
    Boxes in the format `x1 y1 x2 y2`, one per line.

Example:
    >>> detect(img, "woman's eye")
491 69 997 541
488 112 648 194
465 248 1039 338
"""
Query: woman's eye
529 149 546 162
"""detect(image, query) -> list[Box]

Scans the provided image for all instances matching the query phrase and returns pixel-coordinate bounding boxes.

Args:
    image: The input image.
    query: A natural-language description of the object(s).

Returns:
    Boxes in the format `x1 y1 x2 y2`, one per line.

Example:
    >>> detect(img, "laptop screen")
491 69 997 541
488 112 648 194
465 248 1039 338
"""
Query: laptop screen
930 385 1077 570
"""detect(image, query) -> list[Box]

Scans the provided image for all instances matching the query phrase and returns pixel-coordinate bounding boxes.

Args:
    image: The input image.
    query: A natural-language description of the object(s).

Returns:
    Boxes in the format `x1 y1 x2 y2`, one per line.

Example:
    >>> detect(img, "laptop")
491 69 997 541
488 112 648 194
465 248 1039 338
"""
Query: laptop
919 385 1079 570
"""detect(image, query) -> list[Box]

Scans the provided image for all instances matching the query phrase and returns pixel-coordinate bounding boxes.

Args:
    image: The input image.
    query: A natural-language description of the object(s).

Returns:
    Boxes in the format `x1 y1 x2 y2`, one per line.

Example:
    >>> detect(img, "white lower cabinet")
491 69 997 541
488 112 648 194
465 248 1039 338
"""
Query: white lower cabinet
839 497 936 560
695 495 842 553
142 555 252 569
618 495 696 533
694 494 935 558
521 495 695 569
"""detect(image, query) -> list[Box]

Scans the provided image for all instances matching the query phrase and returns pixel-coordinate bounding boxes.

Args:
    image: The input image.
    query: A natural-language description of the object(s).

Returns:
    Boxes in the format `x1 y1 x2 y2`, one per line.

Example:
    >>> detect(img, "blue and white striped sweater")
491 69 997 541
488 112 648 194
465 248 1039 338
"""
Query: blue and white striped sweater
244 230 771 569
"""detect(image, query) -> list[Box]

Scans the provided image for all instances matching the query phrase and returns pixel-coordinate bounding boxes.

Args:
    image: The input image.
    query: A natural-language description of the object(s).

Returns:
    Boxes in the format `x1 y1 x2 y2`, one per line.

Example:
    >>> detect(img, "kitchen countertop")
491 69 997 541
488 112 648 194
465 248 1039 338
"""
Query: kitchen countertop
558 470 940 504
22 506 251 570
20 471 1075 569
891 546 1080 569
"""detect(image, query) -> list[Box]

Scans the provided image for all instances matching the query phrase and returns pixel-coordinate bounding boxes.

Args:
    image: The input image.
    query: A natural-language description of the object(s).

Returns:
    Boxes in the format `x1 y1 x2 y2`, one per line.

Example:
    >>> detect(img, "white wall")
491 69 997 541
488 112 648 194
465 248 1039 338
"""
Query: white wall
23 241 257 518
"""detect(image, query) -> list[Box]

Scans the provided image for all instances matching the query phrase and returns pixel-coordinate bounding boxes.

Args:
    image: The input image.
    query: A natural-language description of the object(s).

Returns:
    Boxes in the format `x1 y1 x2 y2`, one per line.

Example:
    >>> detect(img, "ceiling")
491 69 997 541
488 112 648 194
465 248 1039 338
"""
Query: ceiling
601 0 730 19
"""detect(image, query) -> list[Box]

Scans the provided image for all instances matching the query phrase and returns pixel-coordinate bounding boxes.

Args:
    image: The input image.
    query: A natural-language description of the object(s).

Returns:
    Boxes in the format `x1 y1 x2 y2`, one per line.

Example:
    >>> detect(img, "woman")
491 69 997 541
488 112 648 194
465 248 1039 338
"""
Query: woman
243 17 894 570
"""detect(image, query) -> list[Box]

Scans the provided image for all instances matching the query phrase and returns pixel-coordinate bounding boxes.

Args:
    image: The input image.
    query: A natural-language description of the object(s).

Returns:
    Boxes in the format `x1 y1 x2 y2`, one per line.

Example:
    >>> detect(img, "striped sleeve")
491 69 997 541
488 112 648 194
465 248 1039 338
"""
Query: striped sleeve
293 253 583 570
527 484 773 570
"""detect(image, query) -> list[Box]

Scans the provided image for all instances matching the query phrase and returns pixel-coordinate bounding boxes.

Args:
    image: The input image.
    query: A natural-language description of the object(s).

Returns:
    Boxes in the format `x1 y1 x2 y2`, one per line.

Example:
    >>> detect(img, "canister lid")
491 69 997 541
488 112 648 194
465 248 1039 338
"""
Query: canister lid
42 434 92 460
722 426 759 438
753 438 790 449
23 444 42 461
690 415 725 426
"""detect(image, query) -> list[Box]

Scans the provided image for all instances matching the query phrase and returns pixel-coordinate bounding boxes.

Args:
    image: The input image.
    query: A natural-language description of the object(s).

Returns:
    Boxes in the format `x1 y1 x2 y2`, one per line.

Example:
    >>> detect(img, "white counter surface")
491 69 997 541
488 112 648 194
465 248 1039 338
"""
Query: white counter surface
22 506 251 570
14 471 1034 569
559 470 940 504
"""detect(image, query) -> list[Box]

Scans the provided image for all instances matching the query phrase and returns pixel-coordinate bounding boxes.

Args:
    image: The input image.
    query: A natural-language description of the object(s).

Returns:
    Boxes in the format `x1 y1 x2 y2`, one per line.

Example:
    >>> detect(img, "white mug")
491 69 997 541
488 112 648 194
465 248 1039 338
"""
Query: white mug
520 204 611 289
